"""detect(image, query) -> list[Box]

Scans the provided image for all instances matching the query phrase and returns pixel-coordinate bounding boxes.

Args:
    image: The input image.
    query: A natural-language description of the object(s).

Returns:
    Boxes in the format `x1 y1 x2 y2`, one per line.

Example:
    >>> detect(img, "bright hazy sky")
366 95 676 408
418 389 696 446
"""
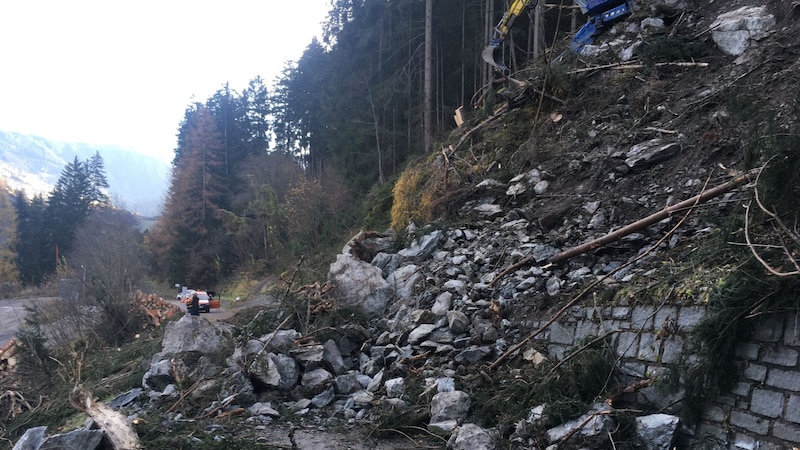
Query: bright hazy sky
0 1 330 163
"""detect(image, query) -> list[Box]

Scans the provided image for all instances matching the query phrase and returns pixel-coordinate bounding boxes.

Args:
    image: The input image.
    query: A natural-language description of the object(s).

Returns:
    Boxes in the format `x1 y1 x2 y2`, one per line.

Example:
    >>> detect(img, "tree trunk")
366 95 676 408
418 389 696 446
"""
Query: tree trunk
571 0 579 33
483 0 493 87
368 88 385 185
424 0 433 153
534 1 545 59
71 385 142 449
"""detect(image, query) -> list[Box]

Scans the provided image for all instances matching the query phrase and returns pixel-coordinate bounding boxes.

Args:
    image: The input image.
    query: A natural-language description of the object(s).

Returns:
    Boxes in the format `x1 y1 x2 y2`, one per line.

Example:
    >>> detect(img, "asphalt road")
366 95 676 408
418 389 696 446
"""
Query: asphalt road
0 297 58 345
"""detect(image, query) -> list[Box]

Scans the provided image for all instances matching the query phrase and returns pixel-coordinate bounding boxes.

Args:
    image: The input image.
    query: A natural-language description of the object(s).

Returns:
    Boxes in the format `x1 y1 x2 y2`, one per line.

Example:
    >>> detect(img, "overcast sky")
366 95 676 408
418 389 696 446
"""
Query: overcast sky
0 1 330 163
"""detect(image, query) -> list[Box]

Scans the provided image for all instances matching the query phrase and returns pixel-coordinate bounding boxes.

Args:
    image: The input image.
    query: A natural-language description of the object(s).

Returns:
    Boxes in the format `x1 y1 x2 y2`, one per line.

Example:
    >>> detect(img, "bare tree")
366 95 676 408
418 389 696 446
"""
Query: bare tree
71 208 147 345
13 208 147 385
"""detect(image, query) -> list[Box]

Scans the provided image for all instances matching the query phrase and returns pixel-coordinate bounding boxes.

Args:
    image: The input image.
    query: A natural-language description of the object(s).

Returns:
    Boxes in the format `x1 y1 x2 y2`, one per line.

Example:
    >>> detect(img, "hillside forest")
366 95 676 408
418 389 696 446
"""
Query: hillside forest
0 0 558 290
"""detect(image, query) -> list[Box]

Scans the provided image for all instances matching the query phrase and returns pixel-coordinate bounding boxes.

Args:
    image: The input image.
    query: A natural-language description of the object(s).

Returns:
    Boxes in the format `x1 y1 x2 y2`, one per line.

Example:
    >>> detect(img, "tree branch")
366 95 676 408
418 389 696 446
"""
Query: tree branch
744 162 800 277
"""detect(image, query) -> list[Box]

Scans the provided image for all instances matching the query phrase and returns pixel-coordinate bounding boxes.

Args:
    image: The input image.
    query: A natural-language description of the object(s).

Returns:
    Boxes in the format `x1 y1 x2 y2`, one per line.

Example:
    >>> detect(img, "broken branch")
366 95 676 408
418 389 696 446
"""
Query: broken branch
489 255 533 287
744 201 800 277
71 385 142 450
567 61 709 74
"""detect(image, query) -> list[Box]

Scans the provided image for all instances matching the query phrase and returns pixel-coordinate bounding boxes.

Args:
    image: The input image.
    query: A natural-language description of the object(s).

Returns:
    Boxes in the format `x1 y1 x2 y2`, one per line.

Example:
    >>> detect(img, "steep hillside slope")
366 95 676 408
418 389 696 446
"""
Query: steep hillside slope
403 0 798 236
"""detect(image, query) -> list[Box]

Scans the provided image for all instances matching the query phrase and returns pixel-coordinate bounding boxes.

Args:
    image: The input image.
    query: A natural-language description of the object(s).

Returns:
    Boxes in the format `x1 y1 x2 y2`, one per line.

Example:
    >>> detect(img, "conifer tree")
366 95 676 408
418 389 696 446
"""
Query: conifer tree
13 192 49 285
11 154 110 285
153 105 231 286
0 184 19 285
47 155 110 265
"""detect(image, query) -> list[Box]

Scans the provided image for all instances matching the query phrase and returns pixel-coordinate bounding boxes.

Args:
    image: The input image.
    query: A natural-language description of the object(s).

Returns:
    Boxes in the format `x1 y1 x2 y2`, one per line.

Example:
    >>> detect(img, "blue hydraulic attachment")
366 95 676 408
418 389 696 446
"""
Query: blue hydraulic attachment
482 0 633 72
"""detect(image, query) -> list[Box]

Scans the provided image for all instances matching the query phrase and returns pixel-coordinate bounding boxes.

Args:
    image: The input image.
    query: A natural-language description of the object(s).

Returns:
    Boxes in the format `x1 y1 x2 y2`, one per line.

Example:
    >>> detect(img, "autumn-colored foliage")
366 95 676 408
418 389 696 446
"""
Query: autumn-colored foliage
284 167 350 252
390 157 442 231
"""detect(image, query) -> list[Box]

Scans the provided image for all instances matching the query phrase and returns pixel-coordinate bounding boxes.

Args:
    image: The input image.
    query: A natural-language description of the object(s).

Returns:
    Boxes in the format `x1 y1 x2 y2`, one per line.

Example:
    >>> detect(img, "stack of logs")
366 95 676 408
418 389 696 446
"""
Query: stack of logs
0 338 15 375
131 290 180 327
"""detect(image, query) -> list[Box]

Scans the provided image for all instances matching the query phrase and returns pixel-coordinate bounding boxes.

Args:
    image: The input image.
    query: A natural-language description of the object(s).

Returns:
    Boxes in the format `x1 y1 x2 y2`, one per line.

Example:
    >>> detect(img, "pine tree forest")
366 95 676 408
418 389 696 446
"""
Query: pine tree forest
2 0 576 289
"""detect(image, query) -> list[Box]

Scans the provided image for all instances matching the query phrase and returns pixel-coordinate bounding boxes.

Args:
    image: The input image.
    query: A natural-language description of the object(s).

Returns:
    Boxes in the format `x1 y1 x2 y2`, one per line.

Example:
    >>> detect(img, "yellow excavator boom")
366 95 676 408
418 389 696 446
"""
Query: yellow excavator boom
483 0 537 72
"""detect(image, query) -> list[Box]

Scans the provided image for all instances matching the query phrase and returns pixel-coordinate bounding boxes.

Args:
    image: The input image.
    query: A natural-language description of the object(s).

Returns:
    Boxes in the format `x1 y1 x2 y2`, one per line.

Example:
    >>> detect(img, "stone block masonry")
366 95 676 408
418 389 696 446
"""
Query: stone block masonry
542 306 800 448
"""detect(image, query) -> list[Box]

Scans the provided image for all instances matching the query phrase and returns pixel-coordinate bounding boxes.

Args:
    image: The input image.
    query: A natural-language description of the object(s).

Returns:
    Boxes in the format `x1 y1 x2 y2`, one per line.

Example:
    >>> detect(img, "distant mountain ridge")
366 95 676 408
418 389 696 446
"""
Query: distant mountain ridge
0 130 169 216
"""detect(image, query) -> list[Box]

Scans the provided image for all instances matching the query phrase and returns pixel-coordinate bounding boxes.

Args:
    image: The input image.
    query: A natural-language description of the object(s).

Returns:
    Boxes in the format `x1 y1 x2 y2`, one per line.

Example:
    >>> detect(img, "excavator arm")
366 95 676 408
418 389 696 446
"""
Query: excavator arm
482 0 537 73
482 0 632 72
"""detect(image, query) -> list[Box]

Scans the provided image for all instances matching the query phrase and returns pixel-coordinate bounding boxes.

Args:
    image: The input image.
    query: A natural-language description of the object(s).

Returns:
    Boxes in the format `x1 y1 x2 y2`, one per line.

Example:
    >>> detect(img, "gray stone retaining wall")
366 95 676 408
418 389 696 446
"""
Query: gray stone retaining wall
538 305 800 448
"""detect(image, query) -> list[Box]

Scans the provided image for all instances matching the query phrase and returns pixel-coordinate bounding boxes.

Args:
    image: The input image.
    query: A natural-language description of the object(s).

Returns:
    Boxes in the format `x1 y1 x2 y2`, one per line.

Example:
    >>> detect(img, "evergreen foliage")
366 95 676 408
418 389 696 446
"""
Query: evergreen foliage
12 153 110 285
272 0 489 192
149 1 556 285
145 1 526 286
13 193 49 285
153 106 231 287
5 1 575 288
0 182 19 286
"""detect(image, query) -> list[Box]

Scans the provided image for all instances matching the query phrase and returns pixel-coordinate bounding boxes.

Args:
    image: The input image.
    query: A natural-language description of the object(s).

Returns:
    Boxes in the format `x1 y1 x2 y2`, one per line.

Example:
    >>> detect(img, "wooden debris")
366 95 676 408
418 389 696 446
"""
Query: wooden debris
130 290 180 327
453 106 465 127
0 390 32 418
70 385 142 450
295 282 336 315
489 255 533 287
606 377 658 406
567 61 709 74
0 339 16 373
0 339 14 358
488 172 742 371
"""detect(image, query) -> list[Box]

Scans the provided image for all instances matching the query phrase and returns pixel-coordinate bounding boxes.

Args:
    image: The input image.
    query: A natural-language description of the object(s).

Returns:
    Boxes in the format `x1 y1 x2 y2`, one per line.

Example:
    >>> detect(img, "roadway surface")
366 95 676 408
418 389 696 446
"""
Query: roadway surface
1 293 272 347
0 297 59 345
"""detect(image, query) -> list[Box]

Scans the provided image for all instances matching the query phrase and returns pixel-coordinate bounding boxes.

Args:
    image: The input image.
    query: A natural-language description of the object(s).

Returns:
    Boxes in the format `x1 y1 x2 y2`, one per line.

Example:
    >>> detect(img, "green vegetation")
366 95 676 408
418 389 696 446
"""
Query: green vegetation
0 182 18 290
10 153 110 286
469 336 619 429
661 116 800 424
3 322 164 445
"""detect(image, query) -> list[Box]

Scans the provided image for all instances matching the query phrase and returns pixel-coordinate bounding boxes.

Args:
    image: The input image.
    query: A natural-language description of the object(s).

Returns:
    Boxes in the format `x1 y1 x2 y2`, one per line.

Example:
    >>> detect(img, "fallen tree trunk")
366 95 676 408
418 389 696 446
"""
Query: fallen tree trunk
548 169 760 265
71 385 142 450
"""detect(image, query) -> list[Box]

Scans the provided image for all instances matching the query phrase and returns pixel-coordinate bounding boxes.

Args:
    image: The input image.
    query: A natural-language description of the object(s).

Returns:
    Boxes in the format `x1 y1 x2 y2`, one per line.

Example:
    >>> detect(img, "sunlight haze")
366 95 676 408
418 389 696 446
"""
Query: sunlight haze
0 0 330 163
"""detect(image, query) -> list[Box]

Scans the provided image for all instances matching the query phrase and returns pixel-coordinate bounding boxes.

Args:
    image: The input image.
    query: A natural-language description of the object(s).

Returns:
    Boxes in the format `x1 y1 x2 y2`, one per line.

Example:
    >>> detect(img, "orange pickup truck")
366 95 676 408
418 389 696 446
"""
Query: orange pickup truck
180 290 221 313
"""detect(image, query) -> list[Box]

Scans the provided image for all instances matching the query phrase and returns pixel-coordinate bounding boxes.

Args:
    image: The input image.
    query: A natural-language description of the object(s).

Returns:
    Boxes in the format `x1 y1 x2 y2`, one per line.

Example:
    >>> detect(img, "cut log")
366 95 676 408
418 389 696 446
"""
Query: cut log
453 106 465 127
0 339 14 358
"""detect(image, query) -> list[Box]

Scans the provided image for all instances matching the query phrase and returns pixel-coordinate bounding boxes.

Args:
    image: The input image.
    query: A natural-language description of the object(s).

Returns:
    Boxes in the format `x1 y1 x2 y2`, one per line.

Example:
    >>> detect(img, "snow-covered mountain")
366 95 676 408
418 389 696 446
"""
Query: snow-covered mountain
0 130 169 216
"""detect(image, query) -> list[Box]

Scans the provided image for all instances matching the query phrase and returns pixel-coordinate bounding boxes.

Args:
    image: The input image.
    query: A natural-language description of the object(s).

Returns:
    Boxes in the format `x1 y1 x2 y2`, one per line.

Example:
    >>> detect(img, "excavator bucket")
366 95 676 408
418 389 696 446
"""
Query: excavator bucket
482 40 508 73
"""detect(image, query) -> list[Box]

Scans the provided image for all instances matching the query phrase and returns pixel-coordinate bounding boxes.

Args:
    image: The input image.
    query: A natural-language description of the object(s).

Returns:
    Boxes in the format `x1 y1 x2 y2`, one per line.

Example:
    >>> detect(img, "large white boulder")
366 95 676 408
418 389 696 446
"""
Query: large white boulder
160 314 230 356
711 6 775 56
328 253 393 318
